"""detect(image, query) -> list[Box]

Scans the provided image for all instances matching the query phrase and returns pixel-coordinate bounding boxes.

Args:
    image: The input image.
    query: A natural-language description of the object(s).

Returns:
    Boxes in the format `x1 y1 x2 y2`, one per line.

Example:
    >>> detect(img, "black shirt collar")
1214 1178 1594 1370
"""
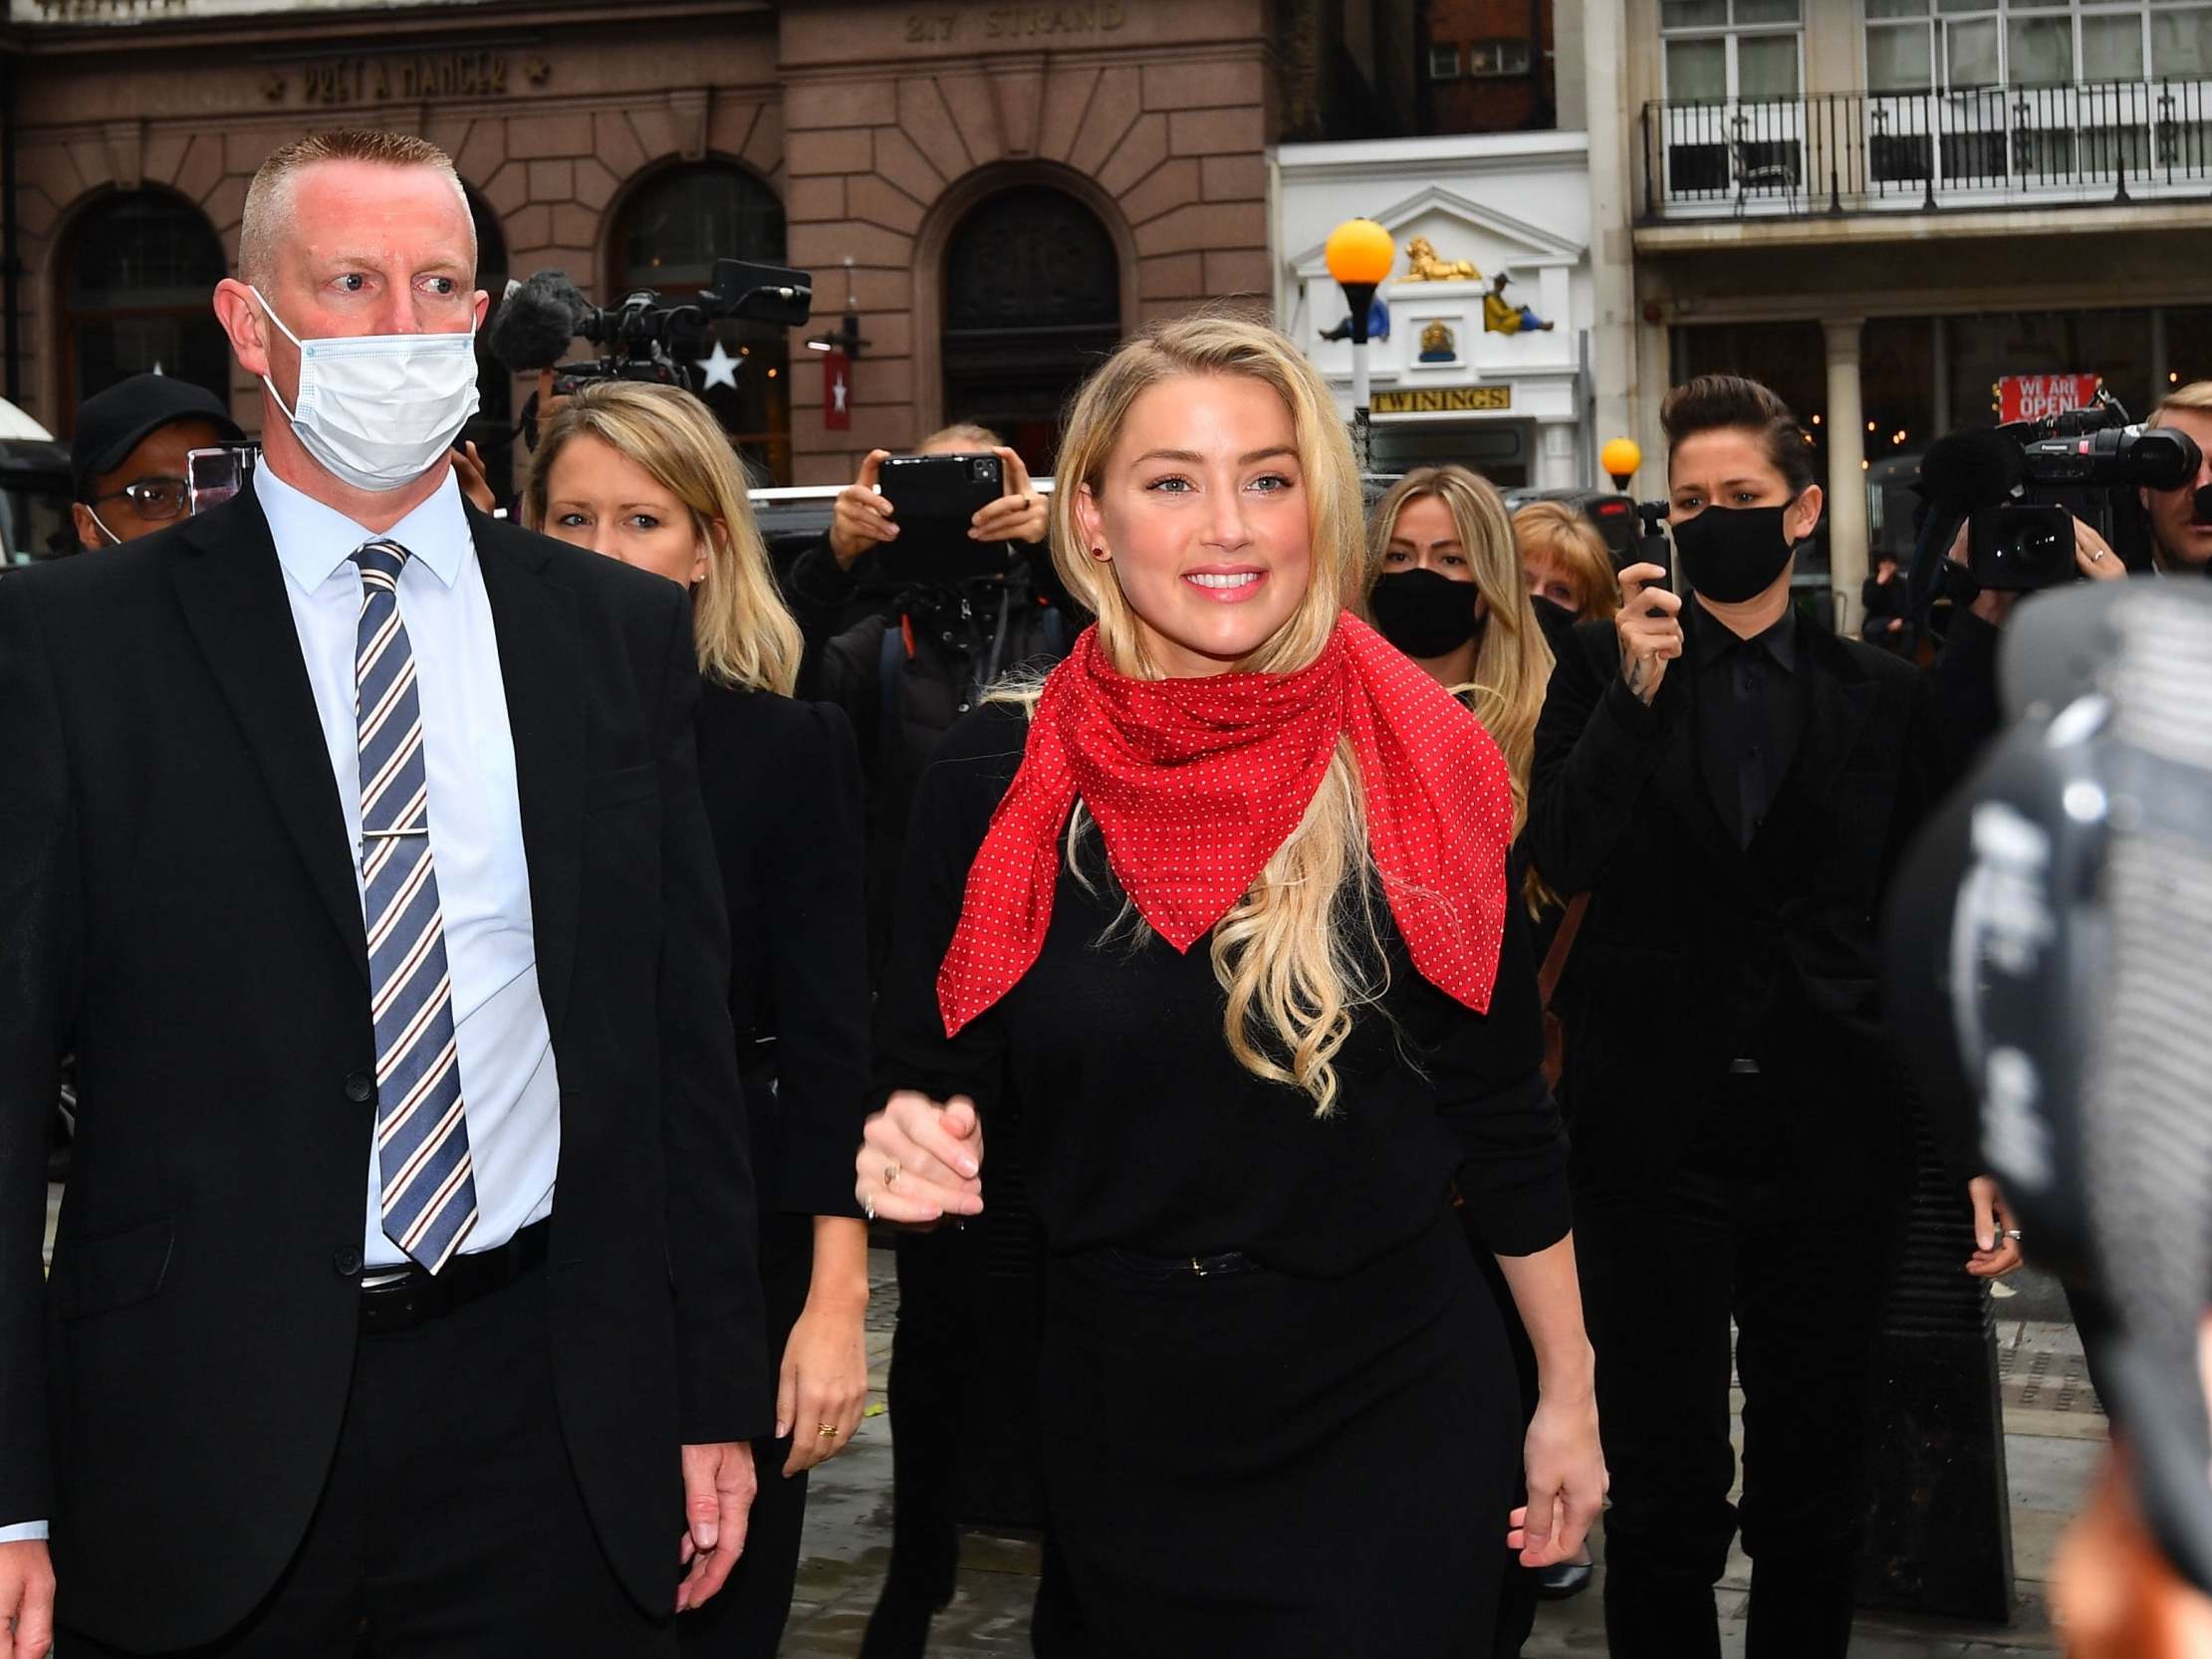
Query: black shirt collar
1688 595 1797 674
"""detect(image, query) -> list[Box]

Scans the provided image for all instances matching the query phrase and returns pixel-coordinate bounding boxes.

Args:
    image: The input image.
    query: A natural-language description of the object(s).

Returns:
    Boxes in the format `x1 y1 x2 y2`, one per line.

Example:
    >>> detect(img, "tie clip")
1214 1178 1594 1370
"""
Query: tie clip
361 827 430 840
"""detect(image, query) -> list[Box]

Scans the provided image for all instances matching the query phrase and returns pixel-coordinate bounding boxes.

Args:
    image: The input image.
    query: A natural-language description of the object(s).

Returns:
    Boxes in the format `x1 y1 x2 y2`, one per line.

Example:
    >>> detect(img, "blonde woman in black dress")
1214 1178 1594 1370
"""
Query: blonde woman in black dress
857 317 1604 1657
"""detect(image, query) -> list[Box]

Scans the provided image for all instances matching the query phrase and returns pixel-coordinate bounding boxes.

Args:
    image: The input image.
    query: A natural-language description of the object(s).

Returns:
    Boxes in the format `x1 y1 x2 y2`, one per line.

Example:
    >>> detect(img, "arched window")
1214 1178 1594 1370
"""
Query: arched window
611 163 789 484
62 191 231 426
463 189 514 504
941 186 1120 472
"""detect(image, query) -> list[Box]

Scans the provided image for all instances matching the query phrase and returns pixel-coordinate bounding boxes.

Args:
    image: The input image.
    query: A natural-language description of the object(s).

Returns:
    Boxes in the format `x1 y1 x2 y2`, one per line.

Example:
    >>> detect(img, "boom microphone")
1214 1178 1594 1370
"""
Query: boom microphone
488 269 591 375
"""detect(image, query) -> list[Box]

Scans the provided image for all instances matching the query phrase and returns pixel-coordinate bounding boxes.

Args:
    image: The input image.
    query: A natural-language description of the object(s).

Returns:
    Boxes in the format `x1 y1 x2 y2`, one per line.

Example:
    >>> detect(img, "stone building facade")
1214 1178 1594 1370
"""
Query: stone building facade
0 0 1281 487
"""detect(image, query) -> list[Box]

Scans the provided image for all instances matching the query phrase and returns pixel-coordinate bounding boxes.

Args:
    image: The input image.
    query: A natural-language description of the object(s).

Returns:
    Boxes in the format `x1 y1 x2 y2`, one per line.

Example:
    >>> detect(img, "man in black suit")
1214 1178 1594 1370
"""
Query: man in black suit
0 128 767 1658
1524 374 2018 1659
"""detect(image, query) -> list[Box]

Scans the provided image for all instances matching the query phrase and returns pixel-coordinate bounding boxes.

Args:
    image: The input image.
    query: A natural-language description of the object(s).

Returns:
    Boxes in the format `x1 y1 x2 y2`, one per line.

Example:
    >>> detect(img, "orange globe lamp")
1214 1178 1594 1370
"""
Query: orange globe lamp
1600 437 1642 492
1325 219 1394 472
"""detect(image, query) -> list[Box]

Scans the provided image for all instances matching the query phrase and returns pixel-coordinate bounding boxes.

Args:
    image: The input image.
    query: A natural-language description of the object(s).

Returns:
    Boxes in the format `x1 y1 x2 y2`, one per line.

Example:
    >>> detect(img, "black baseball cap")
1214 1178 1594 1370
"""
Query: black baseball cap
71 373 243 498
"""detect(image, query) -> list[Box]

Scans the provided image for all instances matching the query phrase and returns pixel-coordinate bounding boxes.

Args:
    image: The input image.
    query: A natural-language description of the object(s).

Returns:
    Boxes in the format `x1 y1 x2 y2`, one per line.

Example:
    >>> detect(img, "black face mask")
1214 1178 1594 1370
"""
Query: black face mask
1671 501 1800 603
1370 567 1483 659
2190 482 2212 527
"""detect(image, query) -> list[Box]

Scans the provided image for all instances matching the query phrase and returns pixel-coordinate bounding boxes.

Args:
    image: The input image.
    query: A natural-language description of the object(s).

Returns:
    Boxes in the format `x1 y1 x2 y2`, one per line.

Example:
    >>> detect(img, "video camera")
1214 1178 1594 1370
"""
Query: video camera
1921 391 2200 592
487 258 814 400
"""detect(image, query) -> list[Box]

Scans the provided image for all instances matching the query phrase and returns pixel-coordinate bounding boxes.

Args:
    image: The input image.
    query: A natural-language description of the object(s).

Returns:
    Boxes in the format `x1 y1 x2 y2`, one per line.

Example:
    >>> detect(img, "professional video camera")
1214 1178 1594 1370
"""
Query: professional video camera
1919 391 2200 592
487 257 813 399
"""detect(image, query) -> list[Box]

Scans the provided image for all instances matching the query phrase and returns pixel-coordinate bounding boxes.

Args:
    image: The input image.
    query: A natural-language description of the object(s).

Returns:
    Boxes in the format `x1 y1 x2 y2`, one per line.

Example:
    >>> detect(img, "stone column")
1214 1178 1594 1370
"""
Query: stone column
1824 316 1868 632
1583 0 1640 483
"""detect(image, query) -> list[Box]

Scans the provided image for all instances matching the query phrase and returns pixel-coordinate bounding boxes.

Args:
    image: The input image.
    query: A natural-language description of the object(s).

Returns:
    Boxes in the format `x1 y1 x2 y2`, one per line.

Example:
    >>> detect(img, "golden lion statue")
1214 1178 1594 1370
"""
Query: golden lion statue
1400 237 1482 283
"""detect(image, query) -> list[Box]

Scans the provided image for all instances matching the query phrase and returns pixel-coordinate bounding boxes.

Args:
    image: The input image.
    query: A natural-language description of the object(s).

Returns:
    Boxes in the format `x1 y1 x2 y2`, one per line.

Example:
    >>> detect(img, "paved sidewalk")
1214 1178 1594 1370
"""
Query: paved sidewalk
780 1250 2094 1657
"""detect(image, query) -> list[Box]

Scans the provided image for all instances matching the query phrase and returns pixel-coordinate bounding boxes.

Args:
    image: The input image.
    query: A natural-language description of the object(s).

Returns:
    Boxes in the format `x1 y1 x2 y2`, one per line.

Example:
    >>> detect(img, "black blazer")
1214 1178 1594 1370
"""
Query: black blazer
694 685 870 1220
1524 610 1941 1201
0 488 768 1649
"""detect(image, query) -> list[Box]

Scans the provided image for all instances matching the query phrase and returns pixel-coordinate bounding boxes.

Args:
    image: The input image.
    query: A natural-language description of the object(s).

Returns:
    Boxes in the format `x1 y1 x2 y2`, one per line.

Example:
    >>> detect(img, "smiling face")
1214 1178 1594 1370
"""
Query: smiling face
1380 493 1474 584
1667 426 1822 542
1073 372 1314 678
538 432 710 589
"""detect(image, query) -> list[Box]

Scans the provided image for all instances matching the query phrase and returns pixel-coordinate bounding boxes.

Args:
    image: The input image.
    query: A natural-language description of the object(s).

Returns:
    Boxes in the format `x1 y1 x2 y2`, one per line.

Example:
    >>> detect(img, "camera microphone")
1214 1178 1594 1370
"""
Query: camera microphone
1920 428 2026 513
488 269 592 375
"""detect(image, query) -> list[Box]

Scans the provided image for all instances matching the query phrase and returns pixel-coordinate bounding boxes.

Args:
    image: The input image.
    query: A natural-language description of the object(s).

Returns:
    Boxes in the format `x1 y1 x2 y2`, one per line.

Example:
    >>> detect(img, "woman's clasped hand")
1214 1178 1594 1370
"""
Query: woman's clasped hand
857 1092 986 1225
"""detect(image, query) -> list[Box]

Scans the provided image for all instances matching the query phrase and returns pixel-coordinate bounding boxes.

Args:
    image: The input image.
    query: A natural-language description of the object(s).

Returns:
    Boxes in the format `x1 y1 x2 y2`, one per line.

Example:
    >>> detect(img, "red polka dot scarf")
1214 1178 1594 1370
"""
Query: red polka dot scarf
937 612 1514 1037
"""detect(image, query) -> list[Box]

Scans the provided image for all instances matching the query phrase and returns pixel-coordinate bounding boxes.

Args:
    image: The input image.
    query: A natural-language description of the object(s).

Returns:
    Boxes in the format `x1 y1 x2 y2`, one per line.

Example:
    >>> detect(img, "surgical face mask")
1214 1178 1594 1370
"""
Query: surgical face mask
1671 499 1801 603
252 287 480 494
1369 567 1484 659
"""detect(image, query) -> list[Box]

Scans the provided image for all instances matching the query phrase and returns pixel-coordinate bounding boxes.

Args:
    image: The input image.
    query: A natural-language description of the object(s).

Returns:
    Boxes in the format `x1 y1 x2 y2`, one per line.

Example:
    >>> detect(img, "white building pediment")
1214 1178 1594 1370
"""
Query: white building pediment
1286 184 1586 287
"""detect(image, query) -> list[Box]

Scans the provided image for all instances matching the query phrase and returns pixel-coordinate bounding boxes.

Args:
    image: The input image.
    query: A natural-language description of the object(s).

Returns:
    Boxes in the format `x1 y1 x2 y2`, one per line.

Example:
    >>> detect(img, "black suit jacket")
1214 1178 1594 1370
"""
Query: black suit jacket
694 685 870 1220
1524 608 1941 1202
0 488 768 1649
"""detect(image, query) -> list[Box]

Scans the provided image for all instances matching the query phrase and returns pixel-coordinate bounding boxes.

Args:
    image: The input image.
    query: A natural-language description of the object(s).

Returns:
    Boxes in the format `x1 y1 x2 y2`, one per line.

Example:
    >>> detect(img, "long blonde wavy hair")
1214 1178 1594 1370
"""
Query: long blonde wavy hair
1362 467 1554 833
525 380 802 696
1003 313 1379 1114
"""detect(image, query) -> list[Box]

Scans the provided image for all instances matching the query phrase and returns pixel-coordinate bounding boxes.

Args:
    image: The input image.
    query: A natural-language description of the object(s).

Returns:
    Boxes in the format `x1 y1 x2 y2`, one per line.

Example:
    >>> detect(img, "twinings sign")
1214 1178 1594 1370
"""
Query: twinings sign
302 50 513 106
1372 386 1512 414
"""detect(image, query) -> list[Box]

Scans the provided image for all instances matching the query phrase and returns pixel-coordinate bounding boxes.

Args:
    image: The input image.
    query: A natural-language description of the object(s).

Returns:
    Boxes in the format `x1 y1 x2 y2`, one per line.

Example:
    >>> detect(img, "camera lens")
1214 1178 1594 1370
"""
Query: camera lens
973 459 992 480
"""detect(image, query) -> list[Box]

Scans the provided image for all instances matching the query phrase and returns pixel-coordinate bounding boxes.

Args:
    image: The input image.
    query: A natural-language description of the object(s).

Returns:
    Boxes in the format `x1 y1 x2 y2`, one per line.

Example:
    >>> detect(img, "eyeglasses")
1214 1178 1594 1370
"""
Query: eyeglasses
87 476 191 522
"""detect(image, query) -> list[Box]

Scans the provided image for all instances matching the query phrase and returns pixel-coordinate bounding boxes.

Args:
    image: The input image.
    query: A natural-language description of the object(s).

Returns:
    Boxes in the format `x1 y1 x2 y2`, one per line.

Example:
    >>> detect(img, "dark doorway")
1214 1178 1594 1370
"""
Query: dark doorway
612 161 791 483
940 185 1121 477
61 190 230 429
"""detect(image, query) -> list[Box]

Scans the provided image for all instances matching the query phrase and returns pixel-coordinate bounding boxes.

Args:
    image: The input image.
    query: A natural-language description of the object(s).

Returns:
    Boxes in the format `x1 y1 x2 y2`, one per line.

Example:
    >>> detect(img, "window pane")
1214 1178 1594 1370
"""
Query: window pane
1868 22 1935 91
1661 0 1728 29
1667 37 1729 99
2007 15 2075 86
1866 0 1928 16
2083 15 2146 80
1937 0 1998 13
1947 18 2001 87
1739 33 1802 97
2153 9 2212 77
617 164 785 292
1734 0 1802 23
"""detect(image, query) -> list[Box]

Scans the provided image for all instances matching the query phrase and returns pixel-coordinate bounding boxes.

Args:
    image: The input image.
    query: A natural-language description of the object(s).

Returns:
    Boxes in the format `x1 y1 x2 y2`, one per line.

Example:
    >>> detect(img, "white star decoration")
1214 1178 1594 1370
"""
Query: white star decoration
696 340 740 390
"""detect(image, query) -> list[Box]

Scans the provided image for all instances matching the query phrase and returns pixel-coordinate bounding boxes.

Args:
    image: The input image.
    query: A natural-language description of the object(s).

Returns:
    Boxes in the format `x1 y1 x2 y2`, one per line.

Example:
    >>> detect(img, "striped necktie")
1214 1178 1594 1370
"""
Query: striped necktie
354 539 478 1274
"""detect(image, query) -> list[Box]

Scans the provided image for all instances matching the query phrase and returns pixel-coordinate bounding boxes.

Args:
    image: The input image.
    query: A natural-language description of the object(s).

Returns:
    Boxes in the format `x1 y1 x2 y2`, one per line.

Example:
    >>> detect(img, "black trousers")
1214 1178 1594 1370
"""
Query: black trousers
61 1264 672 1659
677 1211 815 1658
1575 1077 1900 1659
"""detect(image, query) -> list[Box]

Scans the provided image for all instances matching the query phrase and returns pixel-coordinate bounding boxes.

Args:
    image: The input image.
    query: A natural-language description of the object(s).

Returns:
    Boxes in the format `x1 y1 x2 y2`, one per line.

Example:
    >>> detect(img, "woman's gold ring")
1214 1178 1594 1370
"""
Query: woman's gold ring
817 1423 840 1438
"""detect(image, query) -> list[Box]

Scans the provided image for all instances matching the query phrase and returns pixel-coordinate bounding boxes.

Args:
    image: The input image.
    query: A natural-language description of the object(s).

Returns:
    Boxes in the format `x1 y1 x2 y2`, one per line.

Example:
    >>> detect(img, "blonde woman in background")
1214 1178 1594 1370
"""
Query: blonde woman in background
1366 467 1555 829
527 381 872 1657
1513 499 1619 624
1366 469 1594 1644
856 317 1602 1655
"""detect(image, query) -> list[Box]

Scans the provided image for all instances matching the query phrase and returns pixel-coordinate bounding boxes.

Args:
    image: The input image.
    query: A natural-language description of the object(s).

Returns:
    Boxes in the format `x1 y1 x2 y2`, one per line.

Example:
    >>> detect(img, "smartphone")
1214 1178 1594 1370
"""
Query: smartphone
1621 500 1674 597
881 452 1004 523
186 444 254 516
878 453 1011 585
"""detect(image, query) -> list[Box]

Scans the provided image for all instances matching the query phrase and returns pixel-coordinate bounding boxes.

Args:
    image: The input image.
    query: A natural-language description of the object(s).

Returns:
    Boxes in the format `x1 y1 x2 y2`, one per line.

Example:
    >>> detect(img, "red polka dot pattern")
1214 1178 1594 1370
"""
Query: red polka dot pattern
938 612 1513 1037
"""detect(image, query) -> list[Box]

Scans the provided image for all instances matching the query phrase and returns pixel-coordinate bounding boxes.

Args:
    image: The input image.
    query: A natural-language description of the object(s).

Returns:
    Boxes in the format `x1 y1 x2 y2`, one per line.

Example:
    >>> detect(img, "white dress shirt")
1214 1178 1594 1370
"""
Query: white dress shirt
258 463 560 1270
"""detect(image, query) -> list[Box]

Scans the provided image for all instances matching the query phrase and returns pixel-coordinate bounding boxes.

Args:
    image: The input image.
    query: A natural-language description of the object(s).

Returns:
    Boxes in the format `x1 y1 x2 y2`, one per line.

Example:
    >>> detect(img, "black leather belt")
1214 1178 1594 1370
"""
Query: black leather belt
1093 1246 1257 1283
358 1219 550 1334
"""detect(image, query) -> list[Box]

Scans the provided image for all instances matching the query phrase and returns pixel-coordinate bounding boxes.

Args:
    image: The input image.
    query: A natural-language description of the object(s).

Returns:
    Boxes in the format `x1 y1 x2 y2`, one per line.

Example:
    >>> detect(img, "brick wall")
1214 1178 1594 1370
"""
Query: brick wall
5 0 1277 486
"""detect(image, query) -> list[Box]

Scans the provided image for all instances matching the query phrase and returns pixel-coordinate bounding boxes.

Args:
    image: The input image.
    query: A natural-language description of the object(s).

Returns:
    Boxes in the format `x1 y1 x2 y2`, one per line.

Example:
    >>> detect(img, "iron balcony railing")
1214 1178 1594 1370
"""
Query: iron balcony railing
1641 80 2212 220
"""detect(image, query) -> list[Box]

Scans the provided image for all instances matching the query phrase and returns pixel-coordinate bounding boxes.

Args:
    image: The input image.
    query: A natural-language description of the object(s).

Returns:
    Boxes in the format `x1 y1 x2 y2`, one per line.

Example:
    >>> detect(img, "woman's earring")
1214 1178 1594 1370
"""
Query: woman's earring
1090 545 1110 563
